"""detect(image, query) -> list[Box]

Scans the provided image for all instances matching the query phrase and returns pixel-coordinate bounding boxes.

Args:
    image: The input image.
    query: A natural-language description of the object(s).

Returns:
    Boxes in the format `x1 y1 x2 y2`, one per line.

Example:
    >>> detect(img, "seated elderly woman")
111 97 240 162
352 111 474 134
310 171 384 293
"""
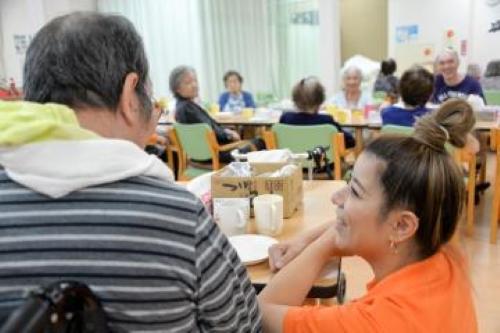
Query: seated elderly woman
218 70 256 112
328 65 372 110
171 66 264 162
381 65 434 126
280 77 355 148
259 99 478 332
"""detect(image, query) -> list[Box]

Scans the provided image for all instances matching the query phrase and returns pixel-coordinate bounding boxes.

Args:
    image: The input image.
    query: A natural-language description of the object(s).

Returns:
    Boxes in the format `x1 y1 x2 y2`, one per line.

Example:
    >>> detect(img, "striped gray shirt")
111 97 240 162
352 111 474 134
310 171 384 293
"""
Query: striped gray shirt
0 169 261 332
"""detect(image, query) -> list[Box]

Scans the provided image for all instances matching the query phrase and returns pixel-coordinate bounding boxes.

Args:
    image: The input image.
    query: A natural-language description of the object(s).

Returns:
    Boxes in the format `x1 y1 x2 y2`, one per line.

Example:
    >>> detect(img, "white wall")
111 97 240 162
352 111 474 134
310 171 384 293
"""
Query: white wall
319 0 341 95
0 0 97 85
388 0 500 74
388 0 471 73
0 12 4 81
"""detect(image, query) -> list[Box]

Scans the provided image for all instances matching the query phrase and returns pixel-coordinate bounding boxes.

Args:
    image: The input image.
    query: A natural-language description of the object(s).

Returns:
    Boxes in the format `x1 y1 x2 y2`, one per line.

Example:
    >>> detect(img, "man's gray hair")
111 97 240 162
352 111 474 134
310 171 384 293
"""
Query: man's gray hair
23 12 152 118
436 47 460 64
169 66 196 97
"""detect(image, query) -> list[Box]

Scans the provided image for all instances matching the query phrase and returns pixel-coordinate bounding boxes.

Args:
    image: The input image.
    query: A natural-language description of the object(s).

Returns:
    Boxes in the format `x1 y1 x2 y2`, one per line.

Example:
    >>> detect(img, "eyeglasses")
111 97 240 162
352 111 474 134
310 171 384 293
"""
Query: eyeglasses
152 97 168 119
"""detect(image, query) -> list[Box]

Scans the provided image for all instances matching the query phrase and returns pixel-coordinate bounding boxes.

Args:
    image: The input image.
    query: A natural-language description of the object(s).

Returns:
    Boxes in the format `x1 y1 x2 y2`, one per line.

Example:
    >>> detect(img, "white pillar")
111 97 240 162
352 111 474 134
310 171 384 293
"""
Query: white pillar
0 11 4 81
319 0 341 96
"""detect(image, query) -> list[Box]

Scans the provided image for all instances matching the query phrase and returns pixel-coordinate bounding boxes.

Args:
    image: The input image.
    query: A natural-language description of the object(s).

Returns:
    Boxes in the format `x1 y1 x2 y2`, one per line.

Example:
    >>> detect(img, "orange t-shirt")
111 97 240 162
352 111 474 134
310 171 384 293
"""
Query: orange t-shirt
284 248 477 333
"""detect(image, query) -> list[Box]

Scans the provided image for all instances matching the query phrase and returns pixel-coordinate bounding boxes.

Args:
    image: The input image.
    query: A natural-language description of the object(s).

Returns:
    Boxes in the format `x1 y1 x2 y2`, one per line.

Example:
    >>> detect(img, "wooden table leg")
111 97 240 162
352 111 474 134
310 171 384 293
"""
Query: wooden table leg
354 128 364 157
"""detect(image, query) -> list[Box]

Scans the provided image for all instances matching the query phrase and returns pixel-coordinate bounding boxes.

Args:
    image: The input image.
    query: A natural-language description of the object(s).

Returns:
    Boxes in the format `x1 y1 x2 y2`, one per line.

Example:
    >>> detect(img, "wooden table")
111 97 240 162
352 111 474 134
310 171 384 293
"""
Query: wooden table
246 180 347 301
341 120 499 156
158 114 498 157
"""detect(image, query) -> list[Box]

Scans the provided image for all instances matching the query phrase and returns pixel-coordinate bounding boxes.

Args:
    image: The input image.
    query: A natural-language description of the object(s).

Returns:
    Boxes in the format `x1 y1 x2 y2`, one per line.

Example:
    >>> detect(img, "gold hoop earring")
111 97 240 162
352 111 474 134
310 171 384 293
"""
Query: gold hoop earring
390 239 399 254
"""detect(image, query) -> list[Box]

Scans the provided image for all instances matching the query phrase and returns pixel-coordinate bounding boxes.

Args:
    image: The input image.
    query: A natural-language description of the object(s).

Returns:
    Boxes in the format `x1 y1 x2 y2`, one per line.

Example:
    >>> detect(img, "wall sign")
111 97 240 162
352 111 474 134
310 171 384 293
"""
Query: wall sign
396 25 419 44
13 34 32 55
291 10 319 26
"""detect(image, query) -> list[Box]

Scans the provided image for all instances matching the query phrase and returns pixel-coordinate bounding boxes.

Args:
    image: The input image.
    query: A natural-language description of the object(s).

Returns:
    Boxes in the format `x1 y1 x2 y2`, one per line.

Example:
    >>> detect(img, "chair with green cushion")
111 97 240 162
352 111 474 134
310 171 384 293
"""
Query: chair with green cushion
380 125 456 153
373 91 387 104
169 123 248 180
484 90 500 105
380 124 414 136
263 124 351 180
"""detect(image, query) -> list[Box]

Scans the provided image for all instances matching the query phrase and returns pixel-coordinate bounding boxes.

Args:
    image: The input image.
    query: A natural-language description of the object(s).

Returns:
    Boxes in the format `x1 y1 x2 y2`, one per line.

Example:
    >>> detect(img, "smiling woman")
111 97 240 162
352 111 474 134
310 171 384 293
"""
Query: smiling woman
431 48 486 104
258 99 478 333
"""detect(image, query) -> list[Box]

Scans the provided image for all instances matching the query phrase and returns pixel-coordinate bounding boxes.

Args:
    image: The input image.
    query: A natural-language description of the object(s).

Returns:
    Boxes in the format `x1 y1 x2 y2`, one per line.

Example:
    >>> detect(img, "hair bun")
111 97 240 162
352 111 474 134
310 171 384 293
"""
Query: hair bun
413 99 475 151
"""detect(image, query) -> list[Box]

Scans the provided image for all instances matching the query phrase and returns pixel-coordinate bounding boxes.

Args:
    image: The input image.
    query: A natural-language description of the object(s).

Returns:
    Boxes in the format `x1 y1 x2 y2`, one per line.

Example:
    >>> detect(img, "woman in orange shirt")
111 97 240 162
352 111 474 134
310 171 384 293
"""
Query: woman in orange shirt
258 99 478 333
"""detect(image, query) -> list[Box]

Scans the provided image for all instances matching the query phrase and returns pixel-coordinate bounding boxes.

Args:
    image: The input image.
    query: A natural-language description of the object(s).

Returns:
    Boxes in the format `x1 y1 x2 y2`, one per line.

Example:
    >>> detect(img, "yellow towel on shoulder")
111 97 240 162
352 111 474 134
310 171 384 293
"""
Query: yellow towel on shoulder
0 101 98 146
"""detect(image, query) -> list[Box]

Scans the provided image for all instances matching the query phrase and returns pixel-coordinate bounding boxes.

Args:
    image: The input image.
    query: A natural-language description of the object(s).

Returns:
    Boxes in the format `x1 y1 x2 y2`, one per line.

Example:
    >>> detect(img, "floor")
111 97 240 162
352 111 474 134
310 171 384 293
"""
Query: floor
341 152 500 333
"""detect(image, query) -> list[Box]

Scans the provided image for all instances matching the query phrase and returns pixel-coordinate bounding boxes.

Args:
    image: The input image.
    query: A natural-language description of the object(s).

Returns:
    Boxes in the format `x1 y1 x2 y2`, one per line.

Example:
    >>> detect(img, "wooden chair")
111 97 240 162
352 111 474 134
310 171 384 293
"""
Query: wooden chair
457 148 477 236
490 128 500 243
263 124 352 180
168 123 248 180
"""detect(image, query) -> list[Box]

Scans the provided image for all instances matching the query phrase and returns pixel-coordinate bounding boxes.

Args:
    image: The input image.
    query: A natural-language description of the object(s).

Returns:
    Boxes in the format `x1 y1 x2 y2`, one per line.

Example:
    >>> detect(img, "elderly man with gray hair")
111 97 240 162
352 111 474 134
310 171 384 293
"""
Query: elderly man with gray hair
431 48 485 104
0 12 261 332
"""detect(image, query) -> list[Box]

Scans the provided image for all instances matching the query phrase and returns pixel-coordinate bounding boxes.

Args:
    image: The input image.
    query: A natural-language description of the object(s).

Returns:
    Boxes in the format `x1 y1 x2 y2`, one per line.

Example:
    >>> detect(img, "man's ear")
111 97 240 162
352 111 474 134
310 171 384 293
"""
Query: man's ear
392 210 419 243
117 72 139 126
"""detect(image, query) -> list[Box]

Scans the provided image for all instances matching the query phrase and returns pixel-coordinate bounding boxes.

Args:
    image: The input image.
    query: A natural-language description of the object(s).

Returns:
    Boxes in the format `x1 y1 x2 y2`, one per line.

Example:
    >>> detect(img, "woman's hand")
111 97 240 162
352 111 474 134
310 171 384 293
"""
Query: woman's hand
268 222 336 272
224 128 241 141
268 239 309 272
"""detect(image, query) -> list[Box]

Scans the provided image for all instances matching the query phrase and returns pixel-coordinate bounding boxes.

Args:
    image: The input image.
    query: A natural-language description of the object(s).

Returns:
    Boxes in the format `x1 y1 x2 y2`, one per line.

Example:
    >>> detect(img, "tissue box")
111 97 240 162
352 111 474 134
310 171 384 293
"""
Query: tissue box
211 162 303 218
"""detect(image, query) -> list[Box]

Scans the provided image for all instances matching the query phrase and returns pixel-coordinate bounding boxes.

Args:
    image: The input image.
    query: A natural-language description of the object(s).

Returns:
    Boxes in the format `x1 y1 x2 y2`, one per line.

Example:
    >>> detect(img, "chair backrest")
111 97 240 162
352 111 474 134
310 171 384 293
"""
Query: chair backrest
484 90 500 105
380 124 414 136
173 123 213 161
373 91 387 102
380 124 458 156
272 123 338 161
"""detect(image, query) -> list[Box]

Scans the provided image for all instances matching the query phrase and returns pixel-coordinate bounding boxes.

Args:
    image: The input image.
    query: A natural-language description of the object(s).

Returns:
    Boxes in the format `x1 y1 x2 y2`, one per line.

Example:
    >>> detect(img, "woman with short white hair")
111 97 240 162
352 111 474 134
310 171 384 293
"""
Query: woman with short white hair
431 48 485 104
328 65 372 109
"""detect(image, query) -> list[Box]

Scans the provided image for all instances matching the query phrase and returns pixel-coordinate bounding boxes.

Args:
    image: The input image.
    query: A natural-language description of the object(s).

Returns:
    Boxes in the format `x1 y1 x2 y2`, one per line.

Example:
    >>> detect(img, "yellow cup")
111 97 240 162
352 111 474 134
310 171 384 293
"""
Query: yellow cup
156 97 168 110
352 109 364 122
326 105 338 117
242 108 254 119
333 109 348 124
210 103 220 115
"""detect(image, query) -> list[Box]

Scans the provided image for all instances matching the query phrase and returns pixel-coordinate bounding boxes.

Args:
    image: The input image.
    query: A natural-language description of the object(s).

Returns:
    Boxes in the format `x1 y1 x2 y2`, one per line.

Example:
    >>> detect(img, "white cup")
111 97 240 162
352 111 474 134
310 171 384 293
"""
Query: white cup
213 198 250 236
253 194 283 236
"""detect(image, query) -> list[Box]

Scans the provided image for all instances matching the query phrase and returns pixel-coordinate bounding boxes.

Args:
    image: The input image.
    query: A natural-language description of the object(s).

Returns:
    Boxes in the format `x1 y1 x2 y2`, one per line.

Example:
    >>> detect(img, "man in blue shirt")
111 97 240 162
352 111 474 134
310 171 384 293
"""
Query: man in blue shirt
381 66 434 127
